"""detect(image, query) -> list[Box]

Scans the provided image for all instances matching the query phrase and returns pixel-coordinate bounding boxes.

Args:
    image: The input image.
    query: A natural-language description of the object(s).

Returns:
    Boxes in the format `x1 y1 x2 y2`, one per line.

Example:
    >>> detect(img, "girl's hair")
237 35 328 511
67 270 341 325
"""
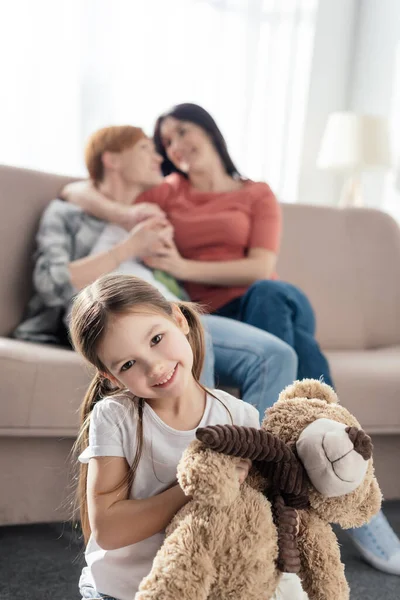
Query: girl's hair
153 103 240 178
85 125 146 184
70 274 205 543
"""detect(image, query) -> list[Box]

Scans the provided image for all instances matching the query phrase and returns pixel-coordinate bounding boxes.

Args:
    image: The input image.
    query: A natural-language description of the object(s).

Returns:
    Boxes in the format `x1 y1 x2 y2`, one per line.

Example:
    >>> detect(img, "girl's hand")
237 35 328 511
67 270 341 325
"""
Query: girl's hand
295 510 300 535
236 459 252 485
143 241 189 279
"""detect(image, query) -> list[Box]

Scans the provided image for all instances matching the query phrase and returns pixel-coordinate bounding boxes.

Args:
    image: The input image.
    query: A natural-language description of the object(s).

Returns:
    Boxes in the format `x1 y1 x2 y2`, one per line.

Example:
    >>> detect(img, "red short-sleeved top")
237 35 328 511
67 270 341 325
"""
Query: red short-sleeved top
138 174 281 312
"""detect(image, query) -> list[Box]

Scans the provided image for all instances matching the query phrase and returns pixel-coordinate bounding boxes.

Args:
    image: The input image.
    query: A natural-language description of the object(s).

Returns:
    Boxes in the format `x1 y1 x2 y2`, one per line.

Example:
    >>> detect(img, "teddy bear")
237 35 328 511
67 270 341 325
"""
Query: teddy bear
197 379 382 600
136 431 305 600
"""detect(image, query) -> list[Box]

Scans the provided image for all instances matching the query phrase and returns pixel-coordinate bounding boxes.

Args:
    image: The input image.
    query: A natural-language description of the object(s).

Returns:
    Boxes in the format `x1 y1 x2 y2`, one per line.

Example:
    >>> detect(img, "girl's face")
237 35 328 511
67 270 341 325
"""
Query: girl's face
97 307 195 401
160 116 218 174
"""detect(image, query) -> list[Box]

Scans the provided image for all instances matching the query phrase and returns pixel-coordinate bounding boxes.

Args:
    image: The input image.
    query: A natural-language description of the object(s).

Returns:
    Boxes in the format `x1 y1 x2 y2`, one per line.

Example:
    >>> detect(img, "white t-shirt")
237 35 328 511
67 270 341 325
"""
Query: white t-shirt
90 223 178 301
78 389 260 600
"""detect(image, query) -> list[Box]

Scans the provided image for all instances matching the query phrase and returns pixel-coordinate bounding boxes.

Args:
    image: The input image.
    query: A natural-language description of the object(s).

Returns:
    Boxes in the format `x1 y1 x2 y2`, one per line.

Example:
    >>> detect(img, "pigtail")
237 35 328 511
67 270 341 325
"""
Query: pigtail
73 372 112 544
177 302 233 424
177 302 205 381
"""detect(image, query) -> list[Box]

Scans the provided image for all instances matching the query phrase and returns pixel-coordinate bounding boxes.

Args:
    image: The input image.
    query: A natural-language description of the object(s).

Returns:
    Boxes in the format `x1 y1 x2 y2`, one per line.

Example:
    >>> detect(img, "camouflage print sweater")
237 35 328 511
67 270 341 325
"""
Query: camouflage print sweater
13 199 105 345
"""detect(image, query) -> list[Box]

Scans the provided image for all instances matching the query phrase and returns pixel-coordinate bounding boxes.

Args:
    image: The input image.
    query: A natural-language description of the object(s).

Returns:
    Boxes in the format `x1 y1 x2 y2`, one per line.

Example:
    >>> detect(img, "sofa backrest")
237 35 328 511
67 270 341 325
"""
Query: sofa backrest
0 165 74 336
278 203 400 350
1 164 400 349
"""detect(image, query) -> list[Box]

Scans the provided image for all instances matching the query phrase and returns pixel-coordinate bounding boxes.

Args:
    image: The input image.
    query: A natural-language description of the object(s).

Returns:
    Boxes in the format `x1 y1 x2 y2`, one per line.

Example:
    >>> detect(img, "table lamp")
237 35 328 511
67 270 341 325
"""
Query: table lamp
317 112 392 207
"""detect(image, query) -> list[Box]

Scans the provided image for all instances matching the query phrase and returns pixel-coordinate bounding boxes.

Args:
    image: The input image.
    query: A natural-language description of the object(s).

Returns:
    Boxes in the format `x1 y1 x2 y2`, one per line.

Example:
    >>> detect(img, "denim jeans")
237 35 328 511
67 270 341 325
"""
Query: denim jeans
201 314 298 419
214 280 334 388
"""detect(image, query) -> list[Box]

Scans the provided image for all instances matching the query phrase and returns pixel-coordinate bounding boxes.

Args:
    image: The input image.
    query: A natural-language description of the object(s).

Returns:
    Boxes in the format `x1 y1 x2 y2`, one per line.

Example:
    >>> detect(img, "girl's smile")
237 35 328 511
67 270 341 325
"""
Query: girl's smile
152 363 178 388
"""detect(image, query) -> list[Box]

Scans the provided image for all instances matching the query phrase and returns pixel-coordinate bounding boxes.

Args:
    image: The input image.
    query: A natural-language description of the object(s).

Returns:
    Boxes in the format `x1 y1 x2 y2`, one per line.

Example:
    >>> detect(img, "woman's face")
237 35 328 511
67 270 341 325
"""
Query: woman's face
116 138 163 188
160 117 218 174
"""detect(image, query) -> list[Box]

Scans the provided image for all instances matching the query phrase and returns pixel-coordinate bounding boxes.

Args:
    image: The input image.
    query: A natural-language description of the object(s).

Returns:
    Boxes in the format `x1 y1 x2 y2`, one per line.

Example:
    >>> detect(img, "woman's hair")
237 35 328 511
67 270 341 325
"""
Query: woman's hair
153 103 240 178
70 273 205 543
85 125 146 184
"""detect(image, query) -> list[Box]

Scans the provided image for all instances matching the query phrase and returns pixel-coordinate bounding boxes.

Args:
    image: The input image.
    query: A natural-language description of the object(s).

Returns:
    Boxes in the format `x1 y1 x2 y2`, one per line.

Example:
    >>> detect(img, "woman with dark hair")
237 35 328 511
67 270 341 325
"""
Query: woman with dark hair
153 103 240 178
148 102 333 387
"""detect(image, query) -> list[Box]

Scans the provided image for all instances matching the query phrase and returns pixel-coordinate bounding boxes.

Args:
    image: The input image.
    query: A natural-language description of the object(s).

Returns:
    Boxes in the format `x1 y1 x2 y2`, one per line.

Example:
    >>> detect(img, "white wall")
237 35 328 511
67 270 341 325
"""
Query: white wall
350 0 400 114
299 0 400 211
298 0 359 206
349 0 400 212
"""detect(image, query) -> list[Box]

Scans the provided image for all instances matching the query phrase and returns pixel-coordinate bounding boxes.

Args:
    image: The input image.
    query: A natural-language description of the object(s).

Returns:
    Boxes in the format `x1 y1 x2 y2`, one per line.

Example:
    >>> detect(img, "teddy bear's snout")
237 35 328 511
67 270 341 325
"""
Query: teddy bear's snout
322 427 354 463
296 418 369 498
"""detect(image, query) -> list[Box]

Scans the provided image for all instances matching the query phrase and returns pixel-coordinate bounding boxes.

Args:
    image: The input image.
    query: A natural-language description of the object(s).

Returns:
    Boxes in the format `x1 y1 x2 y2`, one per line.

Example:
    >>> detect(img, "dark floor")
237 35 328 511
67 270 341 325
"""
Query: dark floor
0 502 399 600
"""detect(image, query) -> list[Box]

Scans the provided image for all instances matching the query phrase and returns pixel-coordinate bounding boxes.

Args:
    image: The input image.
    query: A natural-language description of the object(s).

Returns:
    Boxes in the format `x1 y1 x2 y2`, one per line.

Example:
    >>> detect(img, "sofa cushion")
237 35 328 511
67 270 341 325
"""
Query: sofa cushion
326 346 400 433
0 165 74 336
279 204 400 350
0 337 92 435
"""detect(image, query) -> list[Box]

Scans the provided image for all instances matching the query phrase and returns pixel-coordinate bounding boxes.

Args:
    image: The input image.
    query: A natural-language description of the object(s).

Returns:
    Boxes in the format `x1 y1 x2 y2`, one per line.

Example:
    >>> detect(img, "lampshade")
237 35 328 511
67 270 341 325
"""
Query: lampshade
317 112 392 172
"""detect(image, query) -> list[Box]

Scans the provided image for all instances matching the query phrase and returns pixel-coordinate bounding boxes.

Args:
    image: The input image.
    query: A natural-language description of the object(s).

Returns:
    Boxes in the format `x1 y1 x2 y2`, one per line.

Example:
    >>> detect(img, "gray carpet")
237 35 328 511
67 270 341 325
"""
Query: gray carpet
0 501 399 600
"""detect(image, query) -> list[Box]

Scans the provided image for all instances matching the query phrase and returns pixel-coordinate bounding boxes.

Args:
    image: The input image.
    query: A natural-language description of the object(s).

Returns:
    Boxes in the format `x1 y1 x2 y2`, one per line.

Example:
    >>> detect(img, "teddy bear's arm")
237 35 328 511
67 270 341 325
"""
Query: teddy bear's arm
197 425 308 497
297 511 349 600
136 513 216 600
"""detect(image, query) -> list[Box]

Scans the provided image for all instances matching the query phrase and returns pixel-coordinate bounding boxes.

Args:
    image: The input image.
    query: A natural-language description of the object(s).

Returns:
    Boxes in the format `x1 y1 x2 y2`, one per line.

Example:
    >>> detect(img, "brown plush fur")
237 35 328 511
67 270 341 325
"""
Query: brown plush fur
262 379 382 599
136 442 281 600
196 424 308 571
137 380 381 600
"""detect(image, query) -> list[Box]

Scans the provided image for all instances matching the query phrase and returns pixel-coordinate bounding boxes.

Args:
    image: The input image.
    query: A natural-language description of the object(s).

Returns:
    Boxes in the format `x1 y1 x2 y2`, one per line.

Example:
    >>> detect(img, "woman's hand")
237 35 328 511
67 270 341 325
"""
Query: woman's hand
236 459 252 485
116 217 173 261
143 241 189 279
60 179 93 203
125 202 166 229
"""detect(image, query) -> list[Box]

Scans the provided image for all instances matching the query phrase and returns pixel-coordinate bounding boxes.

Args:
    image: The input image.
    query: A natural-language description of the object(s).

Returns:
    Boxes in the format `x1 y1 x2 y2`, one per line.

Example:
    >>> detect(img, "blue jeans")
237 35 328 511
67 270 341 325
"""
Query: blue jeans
200 314 298 419
214 280 333 388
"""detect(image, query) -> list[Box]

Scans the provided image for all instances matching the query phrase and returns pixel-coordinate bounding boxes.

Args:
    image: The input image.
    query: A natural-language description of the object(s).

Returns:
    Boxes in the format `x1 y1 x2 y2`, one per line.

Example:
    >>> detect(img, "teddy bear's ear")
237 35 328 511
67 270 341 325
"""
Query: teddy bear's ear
278 379 338 404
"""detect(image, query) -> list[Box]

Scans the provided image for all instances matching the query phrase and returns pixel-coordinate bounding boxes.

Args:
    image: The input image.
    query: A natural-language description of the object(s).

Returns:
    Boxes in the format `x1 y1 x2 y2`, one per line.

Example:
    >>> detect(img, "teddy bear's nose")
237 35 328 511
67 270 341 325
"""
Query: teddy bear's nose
345 427 373 460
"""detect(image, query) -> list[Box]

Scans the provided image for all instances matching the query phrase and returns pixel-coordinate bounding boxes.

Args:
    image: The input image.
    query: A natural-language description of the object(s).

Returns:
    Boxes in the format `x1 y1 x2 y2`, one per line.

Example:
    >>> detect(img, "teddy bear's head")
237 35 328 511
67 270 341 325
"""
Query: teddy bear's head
263 379 382 527
177 440 247 508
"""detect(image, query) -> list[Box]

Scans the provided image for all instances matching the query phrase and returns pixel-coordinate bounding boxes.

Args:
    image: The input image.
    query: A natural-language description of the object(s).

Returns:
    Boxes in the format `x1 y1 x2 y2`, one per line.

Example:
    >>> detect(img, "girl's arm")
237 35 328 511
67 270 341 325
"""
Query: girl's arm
87 456 189 550
60 180 165 230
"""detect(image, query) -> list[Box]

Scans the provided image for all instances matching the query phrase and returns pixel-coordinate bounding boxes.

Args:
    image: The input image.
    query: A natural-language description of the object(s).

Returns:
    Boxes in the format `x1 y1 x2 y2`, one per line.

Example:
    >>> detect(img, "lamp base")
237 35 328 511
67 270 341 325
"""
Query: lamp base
339 175 363 208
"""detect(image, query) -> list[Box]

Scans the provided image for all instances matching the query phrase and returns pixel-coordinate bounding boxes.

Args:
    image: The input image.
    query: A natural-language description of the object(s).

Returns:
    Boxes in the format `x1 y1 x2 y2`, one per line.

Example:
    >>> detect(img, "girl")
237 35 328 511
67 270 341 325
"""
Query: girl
71 273 303 600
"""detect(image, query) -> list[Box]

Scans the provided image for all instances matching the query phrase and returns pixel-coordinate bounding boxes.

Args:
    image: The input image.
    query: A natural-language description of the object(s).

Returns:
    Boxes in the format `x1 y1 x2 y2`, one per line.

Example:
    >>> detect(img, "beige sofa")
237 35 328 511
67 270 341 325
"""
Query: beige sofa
1 164 400 526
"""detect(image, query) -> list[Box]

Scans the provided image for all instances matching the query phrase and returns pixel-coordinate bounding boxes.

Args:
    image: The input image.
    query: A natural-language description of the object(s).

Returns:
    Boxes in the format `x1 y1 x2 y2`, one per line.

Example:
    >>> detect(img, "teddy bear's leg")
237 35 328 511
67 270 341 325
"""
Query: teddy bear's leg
297 512 349 600
136 516 216 600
